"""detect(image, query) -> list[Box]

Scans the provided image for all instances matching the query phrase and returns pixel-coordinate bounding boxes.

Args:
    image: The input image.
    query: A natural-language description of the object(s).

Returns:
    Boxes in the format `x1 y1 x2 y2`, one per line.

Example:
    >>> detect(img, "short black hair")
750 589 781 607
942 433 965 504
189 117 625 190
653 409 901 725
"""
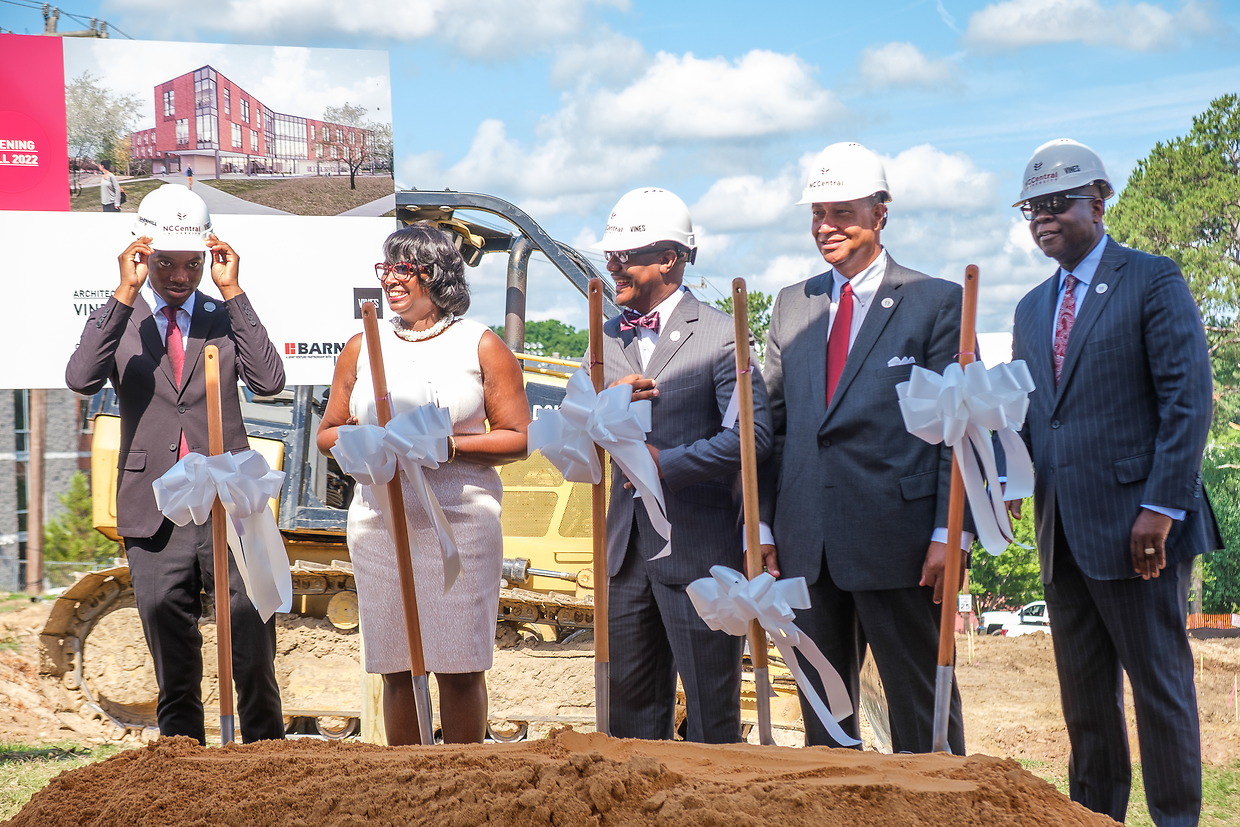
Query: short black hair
101 160 112 172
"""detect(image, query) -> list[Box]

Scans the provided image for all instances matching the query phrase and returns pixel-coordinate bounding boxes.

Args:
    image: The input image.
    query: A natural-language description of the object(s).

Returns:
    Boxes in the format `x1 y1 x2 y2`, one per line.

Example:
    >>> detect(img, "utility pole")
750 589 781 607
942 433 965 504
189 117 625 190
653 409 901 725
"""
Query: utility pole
25 390 45 595
42 4 110 38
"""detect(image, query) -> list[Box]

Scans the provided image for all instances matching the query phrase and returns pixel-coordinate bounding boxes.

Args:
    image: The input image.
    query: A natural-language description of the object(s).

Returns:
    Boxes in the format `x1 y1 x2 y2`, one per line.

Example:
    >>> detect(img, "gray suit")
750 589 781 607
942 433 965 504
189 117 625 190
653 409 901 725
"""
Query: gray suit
761 255 965 752
1012 238 1220 827
66 291 286 743
601 290 772 742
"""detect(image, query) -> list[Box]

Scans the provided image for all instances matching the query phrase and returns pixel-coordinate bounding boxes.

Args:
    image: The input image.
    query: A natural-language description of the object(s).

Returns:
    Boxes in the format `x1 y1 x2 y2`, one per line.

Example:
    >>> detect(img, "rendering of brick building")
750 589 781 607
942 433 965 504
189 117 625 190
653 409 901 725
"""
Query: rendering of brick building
131 65 370 177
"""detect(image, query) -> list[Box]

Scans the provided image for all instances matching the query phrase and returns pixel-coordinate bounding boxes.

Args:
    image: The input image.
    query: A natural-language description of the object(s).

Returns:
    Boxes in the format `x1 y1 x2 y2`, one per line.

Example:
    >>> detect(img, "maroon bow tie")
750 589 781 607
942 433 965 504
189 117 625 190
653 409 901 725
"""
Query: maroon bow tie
619 309 660 333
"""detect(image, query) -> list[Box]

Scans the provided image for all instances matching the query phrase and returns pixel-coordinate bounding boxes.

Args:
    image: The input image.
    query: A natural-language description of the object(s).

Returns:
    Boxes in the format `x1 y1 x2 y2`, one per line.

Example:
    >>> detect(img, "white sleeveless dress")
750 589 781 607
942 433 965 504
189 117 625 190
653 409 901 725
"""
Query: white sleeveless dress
346 318 503 674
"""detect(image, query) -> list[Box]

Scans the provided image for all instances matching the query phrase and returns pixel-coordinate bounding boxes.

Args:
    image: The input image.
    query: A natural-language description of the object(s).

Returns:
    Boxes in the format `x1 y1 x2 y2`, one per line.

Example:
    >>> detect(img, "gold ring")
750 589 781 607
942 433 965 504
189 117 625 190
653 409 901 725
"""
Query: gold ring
1143 547 1157 555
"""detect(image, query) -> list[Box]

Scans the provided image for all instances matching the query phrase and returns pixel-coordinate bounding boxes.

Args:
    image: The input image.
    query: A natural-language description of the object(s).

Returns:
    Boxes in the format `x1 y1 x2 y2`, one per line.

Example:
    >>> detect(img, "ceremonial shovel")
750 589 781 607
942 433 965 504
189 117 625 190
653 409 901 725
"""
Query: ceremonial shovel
587 278 611 736
360 302 435 745
203 345 236 745
931 264 979 754
731 279 776 746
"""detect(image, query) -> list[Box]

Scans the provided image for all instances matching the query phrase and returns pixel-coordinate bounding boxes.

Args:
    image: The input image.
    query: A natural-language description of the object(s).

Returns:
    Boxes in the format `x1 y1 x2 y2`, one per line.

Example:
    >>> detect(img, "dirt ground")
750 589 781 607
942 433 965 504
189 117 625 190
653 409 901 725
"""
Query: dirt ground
3 599 1239 824
3 599 1239 760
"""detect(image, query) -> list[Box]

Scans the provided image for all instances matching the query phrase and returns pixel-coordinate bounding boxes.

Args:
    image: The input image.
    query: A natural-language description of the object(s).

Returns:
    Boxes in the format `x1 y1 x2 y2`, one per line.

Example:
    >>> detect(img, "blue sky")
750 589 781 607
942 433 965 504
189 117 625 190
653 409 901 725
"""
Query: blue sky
3 0 1238 335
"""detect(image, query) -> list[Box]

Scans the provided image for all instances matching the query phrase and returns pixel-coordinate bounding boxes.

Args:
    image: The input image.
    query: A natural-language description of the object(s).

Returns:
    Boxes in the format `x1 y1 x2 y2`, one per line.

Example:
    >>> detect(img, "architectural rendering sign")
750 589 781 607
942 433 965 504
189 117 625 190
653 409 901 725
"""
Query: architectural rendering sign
0 34 396 388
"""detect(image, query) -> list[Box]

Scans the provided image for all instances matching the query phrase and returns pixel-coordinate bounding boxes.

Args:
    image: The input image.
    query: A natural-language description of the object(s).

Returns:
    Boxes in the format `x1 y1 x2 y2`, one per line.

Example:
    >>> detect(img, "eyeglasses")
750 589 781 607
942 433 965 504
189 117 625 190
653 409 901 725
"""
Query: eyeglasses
374 262 426 282
604 246 671 265
1020 194 1097 221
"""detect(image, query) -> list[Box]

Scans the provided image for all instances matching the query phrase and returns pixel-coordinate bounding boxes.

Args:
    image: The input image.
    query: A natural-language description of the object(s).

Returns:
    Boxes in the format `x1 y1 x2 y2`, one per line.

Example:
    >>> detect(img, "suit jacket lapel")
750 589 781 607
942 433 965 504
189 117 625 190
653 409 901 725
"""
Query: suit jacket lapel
823 263 903 424
180 292 218 397
615 323 643 374
1056 239 1127 400
645 291 698 379
1027 274 1059 398
131 299 179 392
800 273 832 413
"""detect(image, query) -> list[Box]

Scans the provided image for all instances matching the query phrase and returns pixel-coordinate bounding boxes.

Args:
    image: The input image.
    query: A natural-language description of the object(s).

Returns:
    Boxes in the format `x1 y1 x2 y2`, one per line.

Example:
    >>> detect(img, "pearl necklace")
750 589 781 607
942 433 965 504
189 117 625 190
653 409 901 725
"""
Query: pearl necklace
390 313 459 342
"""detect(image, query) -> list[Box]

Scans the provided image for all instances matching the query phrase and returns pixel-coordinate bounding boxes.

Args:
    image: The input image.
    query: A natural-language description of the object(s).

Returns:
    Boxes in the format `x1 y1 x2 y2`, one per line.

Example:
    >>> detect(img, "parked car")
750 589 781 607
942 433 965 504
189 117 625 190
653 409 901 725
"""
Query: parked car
978 600 1048 635
1000 601 1051 636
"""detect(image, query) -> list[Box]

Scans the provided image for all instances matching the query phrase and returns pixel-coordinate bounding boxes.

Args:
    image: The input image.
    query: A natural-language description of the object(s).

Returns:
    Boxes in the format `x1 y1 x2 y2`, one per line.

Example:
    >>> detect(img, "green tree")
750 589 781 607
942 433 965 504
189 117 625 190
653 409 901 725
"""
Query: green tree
966 499 1043 615
64 70 140 195
714 290 773 360
43 472 120 587
322 102 392 190
492 319 589 360
1201 439 1240 613
1107 94 1240 433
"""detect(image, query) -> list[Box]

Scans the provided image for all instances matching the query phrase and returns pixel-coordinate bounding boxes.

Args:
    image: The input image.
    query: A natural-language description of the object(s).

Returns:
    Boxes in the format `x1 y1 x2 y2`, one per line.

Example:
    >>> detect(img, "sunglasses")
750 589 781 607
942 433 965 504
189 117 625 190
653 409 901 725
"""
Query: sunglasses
603 246 672 265
374 262 426 282
1020 194 1097 221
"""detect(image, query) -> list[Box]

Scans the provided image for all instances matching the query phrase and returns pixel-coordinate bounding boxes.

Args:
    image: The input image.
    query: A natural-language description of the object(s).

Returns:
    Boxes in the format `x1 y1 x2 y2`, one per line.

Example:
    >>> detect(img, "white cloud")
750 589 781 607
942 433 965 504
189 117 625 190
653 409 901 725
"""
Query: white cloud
110 0 625 58
690 173 802 233
883 145 998 211
858 42 958 89
965 0 1217 52
549 28 648 88
585 50 842 140
405 118 662 216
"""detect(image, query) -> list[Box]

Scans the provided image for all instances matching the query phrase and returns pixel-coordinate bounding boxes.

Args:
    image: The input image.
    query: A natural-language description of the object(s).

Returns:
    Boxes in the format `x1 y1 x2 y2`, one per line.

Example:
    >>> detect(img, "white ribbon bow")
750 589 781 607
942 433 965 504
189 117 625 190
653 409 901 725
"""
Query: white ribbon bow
330 405 461 592
152 450 292 622
897 360 1036 554
687 566 859 746
528 369 670 558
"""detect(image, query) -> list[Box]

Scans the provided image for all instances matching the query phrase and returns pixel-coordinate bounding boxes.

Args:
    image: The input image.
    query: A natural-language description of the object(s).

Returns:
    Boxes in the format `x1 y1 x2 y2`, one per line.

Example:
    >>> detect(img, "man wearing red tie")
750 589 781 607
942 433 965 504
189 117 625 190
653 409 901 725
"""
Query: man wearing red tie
758 142 966 752
65 185 286 744
1010 139 1220 827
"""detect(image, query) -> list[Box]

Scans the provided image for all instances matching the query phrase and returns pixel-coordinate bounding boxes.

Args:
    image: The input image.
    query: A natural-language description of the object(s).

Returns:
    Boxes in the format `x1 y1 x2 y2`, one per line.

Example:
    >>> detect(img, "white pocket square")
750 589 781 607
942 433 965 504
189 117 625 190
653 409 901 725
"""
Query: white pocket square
888 356 917 367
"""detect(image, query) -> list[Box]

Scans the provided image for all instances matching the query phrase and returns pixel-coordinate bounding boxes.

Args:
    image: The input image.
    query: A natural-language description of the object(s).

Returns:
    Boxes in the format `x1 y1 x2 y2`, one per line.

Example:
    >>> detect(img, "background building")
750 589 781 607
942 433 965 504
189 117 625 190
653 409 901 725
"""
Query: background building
132 65 370 177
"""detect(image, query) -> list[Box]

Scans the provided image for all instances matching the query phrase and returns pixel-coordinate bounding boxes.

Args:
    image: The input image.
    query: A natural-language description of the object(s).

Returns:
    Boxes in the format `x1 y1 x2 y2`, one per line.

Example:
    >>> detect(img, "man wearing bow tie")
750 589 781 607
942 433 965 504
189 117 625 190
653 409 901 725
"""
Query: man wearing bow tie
593 186 772 742
1010 139 1219 827
758 143 967 752
65 185 286 745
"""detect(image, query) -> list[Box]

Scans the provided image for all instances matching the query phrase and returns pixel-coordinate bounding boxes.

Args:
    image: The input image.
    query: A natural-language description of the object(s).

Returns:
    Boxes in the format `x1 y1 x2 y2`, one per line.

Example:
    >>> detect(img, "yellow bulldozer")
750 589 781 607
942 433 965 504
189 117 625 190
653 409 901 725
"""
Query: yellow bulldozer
40 190 814 744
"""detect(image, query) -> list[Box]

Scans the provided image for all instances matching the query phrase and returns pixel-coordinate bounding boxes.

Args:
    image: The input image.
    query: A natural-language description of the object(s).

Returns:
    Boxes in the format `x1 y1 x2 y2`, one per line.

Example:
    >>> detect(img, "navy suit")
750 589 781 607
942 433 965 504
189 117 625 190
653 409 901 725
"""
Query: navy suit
601 290 772 743
66 291 287 744
1012 238 1221 827
760 255 965 753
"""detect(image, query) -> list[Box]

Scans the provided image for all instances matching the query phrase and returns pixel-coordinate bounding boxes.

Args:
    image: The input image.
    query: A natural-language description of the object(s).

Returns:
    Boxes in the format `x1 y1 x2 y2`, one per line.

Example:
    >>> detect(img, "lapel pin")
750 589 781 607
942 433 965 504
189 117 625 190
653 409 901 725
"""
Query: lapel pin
1094 283 1107 294
669 330 681 342
204 301 216 311
881 297 894 309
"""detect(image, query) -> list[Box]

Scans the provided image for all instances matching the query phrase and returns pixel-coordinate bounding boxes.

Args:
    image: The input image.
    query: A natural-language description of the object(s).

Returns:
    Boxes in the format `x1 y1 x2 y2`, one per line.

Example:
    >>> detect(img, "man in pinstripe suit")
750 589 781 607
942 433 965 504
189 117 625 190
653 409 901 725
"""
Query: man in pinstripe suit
1010 139 1221 827
594 187 772 743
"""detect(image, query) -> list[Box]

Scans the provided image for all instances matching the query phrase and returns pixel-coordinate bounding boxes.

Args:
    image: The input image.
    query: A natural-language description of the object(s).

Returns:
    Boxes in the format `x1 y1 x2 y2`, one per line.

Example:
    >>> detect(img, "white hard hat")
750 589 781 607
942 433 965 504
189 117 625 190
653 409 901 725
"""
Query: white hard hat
1013 139 1114 207
596 187 697 264
796 142 891 205
132 184 212 251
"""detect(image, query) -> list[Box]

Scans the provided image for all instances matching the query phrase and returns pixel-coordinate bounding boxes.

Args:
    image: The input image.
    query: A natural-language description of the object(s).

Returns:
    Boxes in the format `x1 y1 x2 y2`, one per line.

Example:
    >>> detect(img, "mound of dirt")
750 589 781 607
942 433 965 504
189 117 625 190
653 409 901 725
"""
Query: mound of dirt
4 728 1117 827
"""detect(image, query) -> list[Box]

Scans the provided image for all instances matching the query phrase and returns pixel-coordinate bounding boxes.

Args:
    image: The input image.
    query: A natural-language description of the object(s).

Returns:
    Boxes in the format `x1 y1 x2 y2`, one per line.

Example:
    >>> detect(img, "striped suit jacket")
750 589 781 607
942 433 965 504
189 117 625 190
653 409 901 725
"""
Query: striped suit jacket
1011 238 1221 582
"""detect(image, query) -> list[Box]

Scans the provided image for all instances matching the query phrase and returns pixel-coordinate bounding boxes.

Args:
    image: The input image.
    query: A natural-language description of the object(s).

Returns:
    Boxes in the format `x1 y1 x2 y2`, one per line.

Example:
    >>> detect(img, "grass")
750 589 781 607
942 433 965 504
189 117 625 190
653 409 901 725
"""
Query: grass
1020 759 1240 826
196 174 394 216
0 742 126 820
67 173 394 217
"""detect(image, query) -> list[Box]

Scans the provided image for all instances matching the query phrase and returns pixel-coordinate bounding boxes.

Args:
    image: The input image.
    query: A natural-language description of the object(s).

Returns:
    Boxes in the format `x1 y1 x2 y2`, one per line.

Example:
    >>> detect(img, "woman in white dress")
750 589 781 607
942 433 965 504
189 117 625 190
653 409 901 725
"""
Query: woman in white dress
317 223 529 744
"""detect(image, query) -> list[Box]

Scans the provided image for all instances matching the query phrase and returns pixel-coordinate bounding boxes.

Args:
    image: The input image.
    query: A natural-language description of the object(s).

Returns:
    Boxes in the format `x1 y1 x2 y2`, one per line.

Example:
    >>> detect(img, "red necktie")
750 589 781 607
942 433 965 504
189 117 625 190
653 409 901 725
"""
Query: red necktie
162 305 190 457
825 280 854 404
1053 274 1078 384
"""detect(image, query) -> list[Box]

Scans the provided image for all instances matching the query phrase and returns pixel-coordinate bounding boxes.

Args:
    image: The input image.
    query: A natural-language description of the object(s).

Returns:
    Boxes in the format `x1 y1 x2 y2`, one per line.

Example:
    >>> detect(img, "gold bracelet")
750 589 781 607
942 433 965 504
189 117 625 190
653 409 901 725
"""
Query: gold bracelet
447 435 457 462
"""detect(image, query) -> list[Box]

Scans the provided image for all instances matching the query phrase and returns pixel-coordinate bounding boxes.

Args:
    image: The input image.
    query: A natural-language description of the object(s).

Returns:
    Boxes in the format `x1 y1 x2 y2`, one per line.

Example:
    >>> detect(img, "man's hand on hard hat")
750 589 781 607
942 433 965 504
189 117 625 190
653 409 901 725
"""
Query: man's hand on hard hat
114 236 154 307
207 234 243 301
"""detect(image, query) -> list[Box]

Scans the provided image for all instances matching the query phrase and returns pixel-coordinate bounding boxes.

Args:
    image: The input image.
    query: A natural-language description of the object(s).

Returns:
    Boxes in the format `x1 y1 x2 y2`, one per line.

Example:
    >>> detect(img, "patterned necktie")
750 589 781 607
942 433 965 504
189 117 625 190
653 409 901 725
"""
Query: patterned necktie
825 280 854 404
1053 274 1078 384
619 308 660 333
162 305 189 458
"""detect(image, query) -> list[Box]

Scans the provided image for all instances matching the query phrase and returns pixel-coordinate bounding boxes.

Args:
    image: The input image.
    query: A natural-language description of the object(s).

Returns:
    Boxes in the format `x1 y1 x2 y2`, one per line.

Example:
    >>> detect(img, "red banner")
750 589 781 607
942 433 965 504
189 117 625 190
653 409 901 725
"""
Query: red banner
0 34 68 211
